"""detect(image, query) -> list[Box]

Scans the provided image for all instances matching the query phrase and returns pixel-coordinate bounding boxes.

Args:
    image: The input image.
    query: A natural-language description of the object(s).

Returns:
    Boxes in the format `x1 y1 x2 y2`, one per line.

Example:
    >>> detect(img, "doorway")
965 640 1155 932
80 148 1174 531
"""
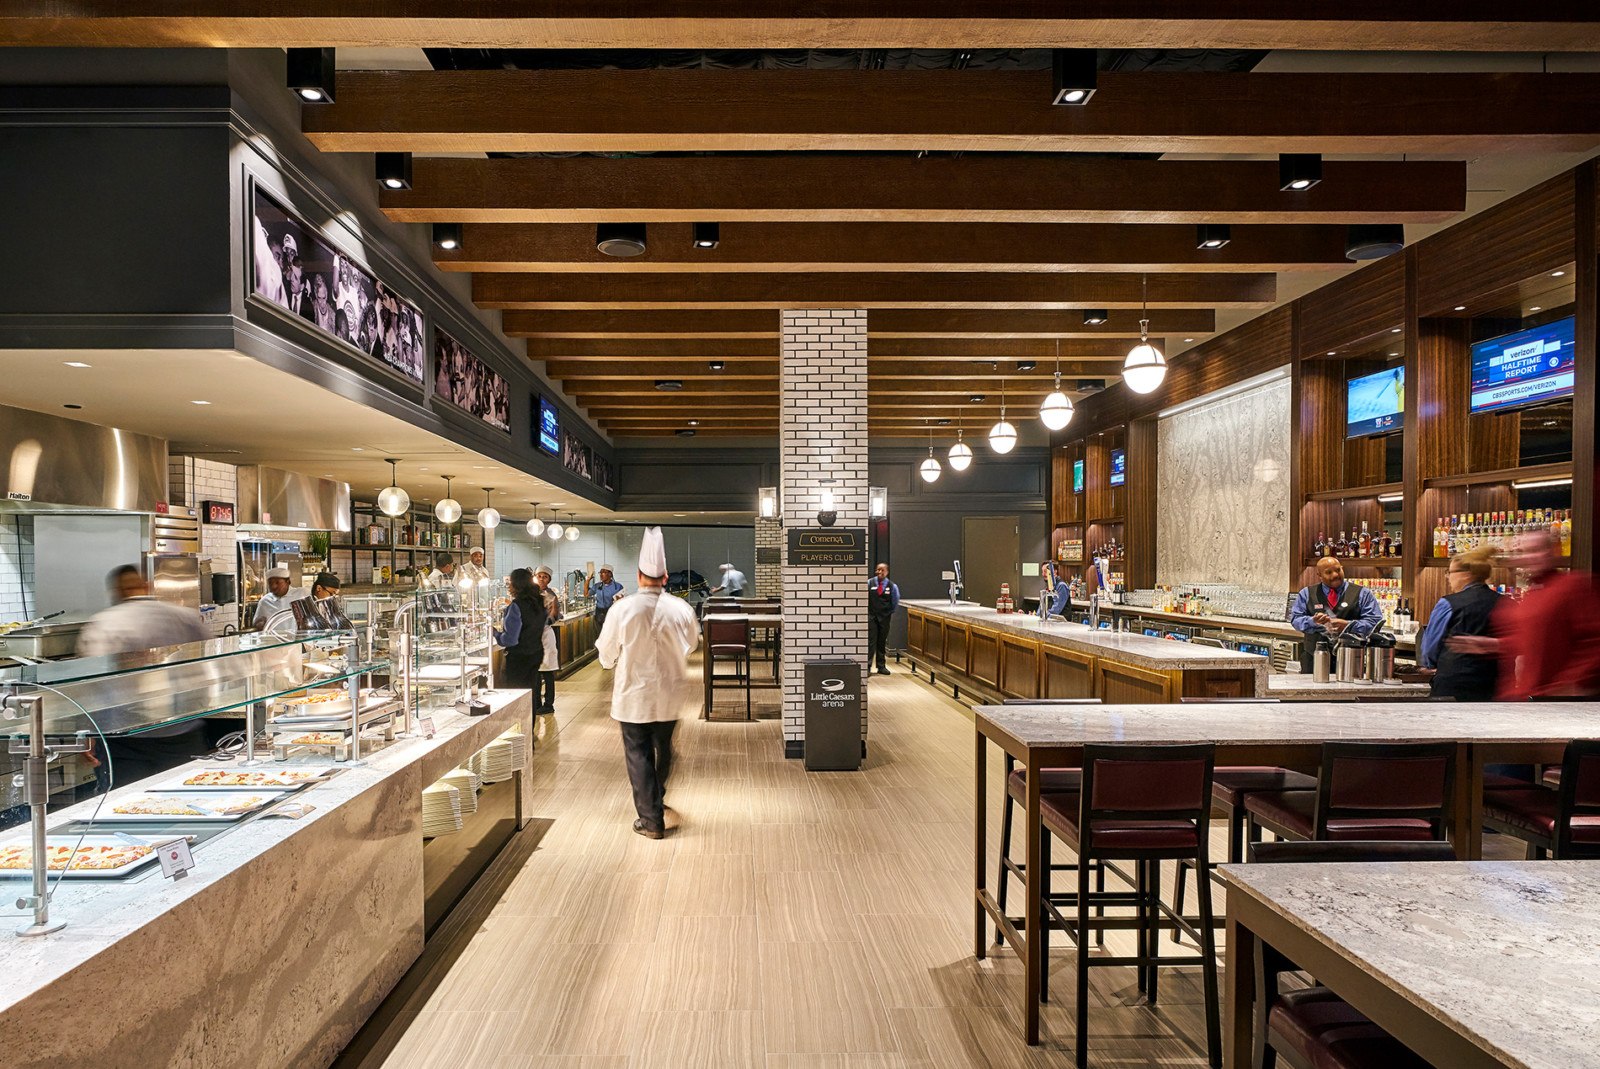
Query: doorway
962 516 1021 608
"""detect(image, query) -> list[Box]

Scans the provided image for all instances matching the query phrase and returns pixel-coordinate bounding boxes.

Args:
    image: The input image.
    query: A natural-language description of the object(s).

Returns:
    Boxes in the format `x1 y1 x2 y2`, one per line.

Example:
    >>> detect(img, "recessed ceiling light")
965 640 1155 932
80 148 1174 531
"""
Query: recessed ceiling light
708 361 725 371
688 419 700 426
1388 352 1399 357
1184 338 1195 343
64 361 92 368
191 399 212 405
969 394 986 403
1552 270 1566 277
1327 351 1336 357
1531 306 1543 312
674 513 687 517
1455 305 1466 312
1082 310 1109 326
63 403 82 410
655 380 684 391
352 447 364 451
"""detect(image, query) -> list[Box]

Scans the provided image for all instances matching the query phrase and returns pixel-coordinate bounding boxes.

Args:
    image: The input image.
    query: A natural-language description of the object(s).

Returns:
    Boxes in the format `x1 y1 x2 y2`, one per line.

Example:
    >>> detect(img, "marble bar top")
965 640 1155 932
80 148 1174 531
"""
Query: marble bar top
0 687 532 1016
975 699 1600 749
906 600 1269 673
1102 603 1303 639
1222 860 1600 1069
1266 674 1433 700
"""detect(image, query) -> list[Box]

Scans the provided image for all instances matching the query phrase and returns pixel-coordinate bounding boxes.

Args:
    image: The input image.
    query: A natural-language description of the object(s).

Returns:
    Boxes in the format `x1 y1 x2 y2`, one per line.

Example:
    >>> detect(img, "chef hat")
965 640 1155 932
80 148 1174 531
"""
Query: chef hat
265 566 291 580
534 564 553 578
720 563 734 571
639 527 667 579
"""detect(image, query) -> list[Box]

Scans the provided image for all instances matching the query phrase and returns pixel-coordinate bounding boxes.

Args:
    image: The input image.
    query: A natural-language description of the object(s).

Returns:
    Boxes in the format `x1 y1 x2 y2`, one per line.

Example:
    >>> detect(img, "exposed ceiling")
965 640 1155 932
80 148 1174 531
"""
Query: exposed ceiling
0 350 612 525
303 42 1600 440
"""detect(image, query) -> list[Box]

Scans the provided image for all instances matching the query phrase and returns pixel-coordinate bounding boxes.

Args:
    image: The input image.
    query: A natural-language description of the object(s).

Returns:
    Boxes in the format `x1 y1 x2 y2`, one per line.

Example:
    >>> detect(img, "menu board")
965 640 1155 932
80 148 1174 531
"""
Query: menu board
434 328 510 431
536 395 560 454
250 187 425 383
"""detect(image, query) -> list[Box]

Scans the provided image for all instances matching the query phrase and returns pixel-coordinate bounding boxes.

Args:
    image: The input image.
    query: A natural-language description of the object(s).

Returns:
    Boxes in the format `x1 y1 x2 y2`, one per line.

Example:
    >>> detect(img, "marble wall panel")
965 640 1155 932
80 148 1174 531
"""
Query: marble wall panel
1156 375 1291 592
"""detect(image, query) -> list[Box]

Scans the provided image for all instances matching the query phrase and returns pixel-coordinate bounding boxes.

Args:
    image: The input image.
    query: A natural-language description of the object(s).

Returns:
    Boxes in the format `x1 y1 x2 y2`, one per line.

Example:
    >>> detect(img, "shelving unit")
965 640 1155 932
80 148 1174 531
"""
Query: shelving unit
327 501 483 586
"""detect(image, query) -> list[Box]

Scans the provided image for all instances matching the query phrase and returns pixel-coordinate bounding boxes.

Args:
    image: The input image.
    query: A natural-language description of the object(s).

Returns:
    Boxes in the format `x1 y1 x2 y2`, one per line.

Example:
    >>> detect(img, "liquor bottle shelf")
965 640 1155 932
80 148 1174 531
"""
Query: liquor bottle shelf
1303 481 1404 502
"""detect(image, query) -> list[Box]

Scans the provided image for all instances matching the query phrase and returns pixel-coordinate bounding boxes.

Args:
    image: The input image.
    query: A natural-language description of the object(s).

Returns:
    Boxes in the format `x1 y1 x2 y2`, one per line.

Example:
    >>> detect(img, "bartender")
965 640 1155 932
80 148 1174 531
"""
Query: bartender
252 565 306 630
1288 555 1384 672
1041 561 1073 619
460 546 492 584
868 563 900 676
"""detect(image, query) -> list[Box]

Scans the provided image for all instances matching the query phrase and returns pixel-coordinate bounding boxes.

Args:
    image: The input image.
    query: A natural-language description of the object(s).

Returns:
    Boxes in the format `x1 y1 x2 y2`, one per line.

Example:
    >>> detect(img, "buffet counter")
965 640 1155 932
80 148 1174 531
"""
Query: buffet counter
905 600 1266 703
552 607 598 678
0 687 534 1069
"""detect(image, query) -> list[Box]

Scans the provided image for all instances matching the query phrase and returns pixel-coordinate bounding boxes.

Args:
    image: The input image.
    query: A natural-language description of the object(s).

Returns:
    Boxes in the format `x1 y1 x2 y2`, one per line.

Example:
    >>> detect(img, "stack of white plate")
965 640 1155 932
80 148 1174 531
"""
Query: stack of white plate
478 739 515 783
440 767 479 815
421 782 463 837
501 729 529 773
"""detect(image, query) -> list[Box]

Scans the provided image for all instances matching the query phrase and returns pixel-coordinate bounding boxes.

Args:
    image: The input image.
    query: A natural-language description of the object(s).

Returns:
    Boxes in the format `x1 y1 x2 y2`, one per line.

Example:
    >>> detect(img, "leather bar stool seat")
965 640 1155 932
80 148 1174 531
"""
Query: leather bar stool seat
1212 767 1316 807
1243 791 1436 841
1483 788 1600 844
1269 988 1434 1069
1041 793 1202 851
1007 767 1083 799
1483 770 1541 791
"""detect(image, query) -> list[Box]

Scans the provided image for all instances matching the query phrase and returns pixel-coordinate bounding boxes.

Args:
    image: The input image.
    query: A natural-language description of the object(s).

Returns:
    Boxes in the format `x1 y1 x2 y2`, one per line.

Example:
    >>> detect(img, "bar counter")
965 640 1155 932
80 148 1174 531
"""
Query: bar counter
0 689 534 1069
905 599 1267 702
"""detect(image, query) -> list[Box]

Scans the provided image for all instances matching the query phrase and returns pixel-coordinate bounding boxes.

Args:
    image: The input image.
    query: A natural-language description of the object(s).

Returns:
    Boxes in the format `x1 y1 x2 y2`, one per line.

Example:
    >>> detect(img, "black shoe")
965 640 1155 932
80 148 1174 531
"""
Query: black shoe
876 666 891 676
633 819 665 840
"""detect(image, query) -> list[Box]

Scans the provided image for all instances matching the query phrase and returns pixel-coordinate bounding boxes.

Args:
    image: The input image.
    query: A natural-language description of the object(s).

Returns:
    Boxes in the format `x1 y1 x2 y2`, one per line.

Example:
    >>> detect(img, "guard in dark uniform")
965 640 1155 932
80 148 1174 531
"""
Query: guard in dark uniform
868 563 900 676
1288 556 1385 672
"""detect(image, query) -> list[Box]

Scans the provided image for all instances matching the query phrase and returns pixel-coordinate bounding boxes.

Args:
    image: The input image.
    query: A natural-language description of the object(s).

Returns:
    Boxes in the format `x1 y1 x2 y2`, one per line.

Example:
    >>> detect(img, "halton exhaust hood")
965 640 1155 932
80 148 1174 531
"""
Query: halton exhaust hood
0 403 167 513
235 465 352 532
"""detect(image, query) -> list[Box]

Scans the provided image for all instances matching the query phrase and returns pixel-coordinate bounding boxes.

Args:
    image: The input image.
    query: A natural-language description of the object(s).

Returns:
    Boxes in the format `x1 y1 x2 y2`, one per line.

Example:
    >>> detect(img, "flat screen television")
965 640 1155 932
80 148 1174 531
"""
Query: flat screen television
1469 316 1576 415
536 395 560 454
1346 366 1404 438
1072 459 1084 493
1109 448 1126 487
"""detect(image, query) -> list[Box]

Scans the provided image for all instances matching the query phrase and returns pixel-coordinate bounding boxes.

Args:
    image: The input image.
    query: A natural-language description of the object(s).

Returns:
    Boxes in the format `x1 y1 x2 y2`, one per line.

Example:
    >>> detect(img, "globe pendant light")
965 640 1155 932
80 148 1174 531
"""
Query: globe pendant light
564 512 580 541
988 370 1018 454
1039 339 1075 430
1121 274 1168 395
377 458 411 517
434 475 462 524
545 507 564 541
476 487 500 530
948 423 974 472
919 422 942 483
525 502 545 538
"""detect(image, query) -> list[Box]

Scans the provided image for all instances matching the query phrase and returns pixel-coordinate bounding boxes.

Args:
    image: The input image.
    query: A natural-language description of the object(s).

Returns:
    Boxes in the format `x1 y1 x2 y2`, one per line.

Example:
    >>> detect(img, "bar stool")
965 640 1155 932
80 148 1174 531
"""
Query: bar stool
1249 839 1455 1069
1173 699 1315 939
1244 741 1455 843
704 614 752 721
992 699 1101 950
1482 739 1600 859
1038 743 1221 1069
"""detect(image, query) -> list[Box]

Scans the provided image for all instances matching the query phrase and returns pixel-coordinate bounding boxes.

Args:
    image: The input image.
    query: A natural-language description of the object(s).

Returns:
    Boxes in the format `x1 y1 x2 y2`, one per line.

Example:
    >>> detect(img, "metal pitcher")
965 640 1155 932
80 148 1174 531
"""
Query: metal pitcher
1336 645 1367 683
1366 646 1396 683
1313 647 1332 683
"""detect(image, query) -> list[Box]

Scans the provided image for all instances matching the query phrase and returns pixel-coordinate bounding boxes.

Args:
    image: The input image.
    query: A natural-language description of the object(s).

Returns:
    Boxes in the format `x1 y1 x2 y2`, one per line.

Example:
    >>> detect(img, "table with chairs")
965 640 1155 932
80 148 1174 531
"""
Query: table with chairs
972 699 1600 1054
701 597 781 721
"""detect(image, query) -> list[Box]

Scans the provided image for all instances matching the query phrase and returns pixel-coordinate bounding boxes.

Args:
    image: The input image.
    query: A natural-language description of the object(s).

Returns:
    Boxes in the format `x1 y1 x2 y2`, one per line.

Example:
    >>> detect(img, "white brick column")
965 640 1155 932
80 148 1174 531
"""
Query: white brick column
780 309 868 758
754 517 782 596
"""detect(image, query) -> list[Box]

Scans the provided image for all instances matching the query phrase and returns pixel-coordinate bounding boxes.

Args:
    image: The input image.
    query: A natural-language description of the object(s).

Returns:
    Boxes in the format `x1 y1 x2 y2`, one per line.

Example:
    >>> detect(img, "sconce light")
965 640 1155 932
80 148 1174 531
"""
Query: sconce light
758 486 779 520
869 486 888 519
817 483 838 528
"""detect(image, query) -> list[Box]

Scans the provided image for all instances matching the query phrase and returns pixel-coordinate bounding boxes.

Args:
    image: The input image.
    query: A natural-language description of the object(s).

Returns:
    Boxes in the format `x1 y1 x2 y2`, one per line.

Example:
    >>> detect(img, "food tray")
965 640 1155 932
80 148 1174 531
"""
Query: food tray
154 768 335 791
0 835 168 879
96 789 288 823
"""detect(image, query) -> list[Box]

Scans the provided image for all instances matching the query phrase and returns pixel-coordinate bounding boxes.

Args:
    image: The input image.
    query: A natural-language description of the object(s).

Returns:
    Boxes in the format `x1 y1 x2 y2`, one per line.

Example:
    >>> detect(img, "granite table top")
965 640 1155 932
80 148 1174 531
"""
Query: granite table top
973 700 1600 749
906 600 1269 673
1221 860 1600 1069
1265 674 1433 700
0 687 531 1013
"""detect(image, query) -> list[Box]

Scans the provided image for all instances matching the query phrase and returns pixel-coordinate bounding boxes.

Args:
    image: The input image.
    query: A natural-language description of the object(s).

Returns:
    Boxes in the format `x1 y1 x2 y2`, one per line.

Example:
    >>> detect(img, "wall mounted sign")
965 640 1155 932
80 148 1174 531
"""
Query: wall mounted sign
250 186 425 384
434 327 510 432
756 546 781 565
787 528 867 566
201 500 236 525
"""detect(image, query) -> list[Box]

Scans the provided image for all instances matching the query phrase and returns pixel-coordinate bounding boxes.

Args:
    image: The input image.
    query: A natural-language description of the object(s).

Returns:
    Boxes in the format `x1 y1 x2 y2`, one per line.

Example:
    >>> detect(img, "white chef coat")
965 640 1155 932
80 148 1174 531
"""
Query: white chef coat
459 560 491 584
252 588 307 629
77 598 210 658
595 588 700 724
425 568 458 588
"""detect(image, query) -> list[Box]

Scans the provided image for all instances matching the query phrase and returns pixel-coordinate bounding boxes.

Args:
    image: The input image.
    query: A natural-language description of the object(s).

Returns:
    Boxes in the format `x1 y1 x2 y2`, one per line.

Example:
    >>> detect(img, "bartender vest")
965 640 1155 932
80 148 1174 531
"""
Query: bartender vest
1430 583 1501 701
869 580 896 618
507 593 548 660
1297 581 1368 672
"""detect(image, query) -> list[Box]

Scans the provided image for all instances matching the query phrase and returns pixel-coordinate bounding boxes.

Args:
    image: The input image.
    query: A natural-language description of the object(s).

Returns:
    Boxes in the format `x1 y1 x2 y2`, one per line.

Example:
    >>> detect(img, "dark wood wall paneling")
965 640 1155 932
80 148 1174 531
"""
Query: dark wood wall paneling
1298 252 1406 360
1415 172 1576 316
1125 418 1159 589
1574 161 1598 571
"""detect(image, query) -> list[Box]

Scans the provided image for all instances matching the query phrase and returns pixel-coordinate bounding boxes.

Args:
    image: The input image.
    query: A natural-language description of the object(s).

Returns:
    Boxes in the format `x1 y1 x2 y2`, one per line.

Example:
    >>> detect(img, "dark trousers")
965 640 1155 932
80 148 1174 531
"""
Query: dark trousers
621 720 677 831
534 671 556 712
870 613 893 670
595 606 609 635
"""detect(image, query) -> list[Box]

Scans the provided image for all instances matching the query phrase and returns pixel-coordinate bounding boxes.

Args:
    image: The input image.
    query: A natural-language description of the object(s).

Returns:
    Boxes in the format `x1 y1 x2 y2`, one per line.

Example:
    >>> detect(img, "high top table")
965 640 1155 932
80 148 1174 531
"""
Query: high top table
1222 860 1600 1068
972 700 1600 1045
702 612 783 718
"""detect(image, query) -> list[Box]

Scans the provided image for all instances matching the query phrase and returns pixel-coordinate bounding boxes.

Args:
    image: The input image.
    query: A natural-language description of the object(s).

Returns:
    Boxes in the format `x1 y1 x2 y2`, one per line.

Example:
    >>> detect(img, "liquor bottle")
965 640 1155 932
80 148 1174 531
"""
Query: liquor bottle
1434 517 1446 557
1561 508 1573 556
1379 529 1392 558
1358 521 1372 558
1391 529 1403 559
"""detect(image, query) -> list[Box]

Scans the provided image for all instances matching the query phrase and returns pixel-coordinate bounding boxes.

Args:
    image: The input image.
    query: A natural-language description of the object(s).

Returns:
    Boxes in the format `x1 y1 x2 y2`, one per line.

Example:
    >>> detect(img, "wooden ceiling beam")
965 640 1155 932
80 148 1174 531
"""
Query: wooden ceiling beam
319 71 1600 155
548 358 1124 380
528 337 1140 359
476 271 1275 310
566 378 1087 397
7 6 1597 51
440 222 1355 273
388 157 1464 225
503 308 1215 338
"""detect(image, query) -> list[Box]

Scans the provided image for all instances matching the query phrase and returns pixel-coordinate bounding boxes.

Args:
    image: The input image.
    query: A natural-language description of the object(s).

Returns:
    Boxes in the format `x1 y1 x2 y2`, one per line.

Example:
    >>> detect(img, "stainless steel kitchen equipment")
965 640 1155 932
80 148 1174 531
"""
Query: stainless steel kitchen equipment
1313 647 1332 683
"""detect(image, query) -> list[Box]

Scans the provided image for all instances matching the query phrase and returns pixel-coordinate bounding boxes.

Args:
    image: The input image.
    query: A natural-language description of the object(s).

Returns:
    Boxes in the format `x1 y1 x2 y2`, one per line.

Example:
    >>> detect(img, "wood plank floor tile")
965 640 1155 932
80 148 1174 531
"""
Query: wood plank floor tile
760 941 898 1055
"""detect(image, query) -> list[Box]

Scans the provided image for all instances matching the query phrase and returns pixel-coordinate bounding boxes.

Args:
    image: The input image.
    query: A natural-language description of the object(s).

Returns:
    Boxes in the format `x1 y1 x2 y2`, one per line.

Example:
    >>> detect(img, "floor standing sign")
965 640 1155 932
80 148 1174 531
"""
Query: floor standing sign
804 659 863 771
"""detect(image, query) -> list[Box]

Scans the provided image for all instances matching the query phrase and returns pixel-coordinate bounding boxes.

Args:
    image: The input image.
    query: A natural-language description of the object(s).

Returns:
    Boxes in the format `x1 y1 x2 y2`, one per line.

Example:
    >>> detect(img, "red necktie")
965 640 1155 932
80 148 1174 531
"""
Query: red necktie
1326 587 1339 609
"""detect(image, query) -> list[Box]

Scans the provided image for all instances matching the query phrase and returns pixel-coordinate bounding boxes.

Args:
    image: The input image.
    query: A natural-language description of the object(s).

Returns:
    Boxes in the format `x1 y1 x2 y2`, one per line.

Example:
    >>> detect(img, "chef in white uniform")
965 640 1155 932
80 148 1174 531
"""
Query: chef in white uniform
595 528 700 839
459 546 492 584
251 565 306 630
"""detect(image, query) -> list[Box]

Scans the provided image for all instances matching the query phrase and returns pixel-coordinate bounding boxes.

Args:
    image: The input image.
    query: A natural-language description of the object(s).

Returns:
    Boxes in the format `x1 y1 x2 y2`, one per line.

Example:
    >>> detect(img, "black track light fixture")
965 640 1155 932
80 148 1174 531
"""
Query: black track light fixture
1082 309 1109 326
1051 49 1097 106
1279 153 1322 192
597 222 648 257
692 222 720 249
1345 224 1406 261
1017 360 1037 372
287 48 336 103
432 223 463 251
1196 224 1232 250
375 152 413 191
708 361 726 371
